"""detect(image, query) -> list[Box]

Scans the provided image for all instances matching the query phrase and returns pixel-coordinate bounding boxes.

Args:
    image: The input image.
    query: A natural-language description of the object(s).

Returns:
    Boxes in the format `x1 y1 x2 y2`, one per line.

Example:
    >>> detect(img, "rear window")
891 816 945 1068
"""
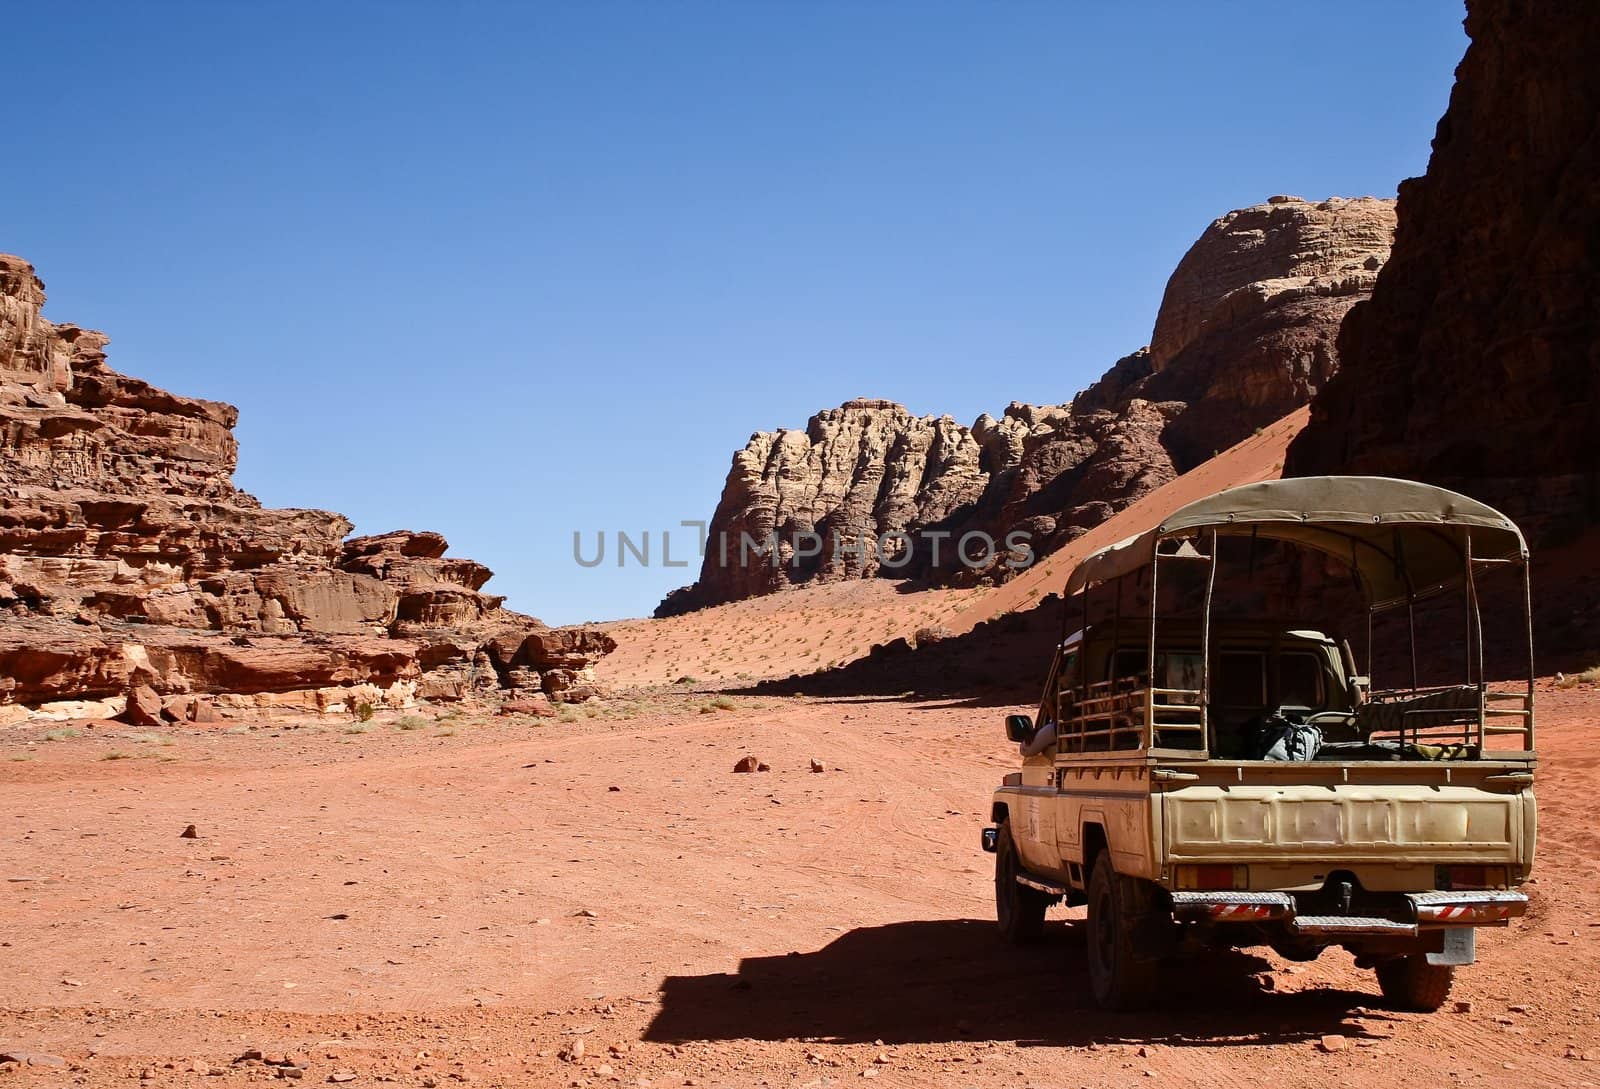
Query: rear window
1279 652 1326 709
1214 652 1265 708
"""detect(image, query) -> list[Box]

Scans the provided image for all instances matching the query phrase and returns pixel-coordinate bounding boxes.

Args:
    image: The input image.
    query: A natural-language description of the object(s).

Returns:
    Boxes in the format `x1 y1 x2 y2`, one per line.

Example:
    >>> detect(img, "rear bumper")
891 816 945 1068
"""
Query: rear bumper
1170 891 1294 922
1170 889 1527 936
1408 890 1530 925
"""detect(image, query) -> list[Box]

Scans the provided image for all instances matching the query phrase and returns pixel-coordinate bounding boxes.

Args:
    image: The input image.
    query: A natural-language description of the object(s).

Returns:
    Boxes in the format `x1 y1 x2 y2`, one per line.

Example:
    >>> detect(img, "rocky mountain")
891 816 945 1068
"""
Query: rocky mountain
1285 0 1600 654
0 254 612 719
660 195 1395 616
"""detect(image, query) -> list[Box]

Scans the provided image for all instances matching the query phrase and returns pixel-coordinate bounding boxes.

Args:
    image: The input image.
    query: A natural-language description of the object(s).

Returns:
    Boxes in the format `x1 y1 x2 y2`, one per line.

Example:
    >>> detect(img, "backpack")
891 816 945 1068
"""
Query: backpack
1251 712 1323 762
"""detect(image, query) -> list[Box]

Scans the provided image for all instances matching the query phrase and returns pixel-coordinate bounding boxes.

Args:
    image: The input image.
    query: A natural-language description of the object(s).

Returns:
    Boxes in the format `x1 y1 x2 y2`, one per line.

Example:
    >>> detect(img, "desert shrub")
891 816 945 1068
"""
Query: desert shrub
102 750 132 761
42 728 81 742
395 715 429 731
712 696 736 711
1556 663 1600 689
913 624 956 647
344 722 372 735
354 702 375 723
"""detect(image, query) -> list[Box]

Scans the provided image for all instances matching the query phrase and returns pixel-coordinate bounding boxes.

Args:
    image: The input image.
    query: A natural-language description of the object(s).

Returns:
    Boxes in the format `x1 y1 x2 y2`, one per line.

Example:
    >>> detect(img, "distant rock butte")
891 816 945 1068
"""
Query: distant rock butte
660 195 1395 616
0 253 612 715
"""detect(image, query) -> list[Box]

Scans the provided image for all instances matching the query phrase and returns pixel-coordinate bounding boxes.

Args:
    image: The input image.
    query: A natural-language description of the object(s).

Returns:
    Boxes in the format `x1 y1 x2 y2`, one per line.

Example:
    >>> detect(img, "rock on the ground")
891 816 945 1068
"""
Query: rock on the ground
120 683 164 728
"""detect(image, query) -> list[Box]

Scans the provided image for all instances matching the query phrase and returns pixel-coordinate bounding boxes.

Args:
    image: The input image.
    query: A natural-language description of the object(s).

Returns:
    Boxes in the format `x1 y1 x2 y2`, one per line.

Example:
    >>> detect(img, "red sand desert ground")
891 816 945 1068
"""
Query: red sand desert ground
1 683 1597 1087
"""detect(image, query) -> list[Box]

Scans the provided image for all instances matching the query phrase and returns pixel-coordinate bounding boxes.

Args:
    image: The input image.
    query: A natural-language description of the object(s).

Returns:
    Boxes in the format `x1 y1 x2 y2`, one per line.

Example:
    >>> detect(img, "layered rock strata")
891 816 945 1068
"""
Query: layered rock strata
0 254 613 714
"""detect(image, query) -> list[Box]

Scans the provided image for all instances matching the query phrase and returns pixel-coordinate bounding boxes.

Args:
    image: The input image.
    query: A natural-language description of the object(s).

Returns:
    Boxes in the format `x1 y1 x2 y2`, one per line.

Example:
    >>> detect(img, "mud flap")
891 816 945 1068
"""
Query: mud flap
1426 927 1476 967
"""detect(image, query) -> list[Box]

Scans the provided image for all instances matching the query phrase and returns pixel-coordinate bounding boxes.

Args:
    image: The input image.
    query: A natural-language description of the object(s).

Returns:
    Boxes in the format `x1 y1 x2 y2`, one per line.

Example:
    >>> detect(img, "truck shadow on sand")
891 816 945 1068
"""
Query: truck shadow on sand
645 918 1396 1047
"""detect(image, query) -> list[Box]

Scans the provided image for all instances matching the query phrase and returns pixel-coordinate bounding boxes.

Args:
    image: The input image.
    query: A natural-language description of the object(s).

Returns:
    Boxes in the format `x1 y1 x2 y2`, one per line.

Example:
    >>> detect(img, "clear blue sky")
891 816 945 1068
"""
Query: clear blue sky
5 2 1467 624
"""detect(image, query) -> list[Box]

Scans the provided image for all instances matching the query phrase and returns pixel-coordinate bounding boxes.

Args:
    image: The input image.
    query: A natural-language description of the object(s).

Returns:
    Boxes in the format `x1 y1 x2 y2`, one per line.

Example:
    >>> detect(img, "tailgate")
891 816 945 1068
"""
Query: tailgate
1163 776 1533 866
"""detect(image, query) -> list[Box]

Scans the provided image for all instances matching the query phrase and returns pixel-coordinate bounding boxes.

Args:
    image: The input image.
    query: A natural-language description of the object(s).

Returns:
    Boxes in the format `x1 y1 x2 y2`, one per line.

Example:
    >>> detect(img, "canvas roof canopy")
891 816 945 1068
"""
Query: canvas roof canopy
1063 477 1527 609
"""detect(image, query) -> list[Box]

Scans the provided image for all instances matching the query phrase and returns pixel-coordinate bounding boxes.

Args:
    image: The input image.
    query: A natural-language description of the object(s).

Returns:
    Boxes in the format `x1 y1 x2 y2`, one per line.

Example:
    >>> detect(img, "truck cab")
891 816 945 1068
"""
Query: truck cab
982 477 1537 1011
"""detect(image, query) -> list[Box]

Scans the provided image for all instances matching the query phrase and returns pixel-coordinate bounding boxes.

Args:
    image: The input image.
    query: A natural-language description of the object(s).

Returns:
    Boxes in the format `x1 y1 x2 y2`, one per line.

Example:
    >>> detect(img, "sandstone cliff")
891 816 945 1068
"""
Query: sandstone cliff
1285 0 1600 654
661 196 1395 615
0 254 613 716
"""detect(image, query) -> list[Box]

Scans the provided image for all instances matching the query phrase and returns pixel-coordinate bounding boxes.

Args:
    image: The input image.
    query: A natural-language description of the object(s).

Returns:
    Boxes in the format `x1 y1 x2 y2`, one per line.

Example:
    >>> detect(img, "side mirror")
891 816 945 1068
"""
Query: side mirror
1005 714 1035 743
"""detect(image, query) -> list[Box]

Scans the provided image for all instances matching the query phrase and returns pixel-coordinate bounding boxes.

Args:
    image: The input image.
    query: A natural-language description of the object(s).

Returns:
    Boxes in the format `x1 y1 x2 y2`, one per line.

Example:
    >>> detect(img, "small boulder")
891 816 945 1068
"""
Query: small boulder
733 756 760 773
1318 1034 1348 1053
809 758 825 773
120 684 164 728
0 1053 65 1069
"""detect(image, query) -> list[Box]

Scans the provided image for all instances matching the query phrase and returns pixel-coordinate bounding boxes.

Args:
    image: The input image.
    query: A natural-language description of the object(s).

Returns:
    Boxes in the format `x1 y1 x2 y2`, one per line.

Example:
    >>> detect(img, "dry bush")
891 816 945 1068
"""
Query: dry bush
1555 663 1600 689
912 624 956 647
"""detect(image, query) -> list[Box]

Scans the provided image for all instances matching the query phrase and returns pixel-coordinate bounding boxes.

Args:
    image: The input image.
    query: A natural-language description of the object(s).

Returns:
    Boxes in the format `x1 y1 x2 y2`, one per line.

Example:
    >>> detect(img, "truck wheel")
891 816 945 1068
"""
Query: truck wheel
1086 852 1161 1010
994 823 1049 944
1375 955 1455 1012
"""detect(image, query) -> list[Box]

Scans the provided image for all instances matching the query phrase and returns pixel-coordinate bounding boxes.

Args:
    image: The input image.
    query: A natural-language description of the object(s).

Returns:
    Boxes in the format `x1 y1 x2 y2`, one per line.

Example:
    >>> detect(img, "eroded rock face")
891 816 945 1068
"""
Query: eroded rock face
0 254 612 711
1285 0 1600 654
1131 196 1397 468
661 196 1395 615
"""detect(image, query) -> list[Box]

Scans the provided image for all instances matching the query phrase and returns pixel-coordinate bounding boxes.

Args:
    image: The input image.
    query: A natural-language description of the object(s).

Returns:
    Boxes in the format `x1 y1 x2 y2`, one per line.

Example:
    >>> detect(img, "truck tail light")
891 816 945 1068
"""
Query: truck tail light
1176 864 1247 891
1435 865 1507 890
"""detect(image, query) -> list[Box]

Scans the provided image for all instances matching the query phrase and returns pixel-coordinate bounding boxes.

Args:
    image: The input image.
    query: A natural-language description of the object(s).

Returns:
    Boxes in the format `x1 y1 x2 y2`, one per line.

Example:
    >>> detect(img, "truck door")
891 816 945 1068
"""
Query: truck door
1013 651 1062 873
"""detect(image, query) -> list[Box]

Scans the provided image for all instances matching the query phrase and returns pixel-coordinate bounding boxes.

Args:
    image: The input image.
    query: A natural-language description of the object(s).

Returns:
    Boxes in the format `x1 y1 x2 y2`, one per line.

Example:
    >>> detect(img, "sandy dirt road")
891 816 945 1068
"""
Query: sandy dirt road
3 684 1598 1087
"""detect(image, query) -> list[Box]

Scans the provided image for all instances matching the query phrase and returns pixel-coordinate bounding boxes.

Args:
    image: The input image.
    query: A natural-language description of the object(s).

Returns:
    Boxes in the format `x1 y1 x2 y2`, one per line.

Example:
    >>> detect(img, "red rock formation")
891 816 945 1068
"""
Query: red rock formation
1128 196 1396 468
1284 0 1600 653
0 254 613 713
660 197 1395 615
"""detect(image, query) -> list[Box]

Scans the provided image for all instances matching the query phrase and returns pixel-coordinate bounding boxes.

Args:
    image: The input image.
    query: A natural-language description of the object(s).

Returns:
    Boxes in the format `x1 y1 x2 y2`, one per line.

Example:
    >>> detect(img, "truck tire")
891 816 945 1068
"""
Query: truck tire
994 822 1049 944
1375 955 1455 1012
1086 852 1162 1010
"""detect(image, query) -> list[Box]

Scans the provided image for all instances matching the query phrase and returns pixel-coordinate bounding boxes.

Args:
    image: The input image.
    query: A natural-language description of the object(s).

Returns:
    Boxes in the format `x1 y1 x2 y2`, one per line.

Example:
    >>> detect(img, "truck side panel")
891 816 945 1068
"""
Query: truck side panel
1052 762 1162 882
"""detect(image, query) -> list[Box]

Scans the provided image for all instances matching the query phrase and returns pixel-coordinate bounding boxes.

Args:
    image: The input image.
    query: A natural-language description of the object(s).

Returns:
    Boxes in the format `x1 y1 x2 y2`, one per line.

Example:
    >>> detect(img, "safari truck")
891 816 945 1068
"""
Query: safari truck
981 477 1536 1011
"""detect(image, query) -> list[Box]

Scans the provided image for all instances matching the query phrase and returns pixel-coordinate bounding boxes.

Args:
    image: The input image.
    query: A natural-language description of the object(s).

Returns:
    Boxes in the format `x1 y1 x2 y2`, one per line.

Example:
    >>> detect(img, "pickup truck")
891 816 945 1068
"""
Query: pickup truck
981 477 1536 1011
